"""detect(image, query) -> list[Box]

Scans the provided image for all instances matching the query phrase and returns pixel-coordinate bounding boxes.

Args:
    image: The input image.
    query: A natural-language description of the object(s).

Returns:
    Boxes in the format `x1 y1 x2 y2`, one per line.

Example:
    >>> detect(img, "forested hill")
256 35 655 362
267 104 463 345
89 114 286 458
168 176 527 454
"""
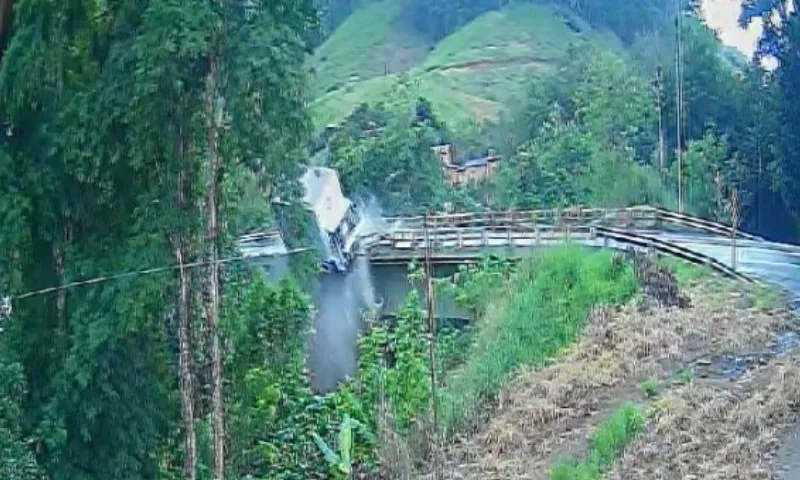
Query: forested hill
309 0 694 129
310 0 618 128
314 0 796 244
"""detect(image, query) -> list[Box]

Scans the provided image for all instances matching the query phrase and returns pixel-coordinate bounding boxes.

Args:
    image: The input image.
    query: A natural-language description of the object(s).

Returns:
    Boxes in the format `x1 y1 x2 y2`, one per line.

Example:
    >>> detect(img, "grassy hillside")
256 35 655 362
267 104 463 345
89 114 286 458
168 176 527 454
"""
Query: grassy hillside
310 1 622 130
310 0 433 98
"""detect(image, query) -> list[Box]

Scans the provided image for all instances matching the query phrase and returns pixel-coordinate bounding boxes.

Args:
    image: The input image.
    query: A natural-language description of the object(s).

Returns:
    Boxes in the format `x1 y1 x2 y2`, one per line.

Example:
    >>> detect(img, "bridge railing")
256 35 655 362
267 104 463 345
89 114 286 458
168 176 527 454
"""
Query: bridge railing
381 206 760 240
371 224 595 250
594 226 754 283
368 223 756 283
382 206 658 230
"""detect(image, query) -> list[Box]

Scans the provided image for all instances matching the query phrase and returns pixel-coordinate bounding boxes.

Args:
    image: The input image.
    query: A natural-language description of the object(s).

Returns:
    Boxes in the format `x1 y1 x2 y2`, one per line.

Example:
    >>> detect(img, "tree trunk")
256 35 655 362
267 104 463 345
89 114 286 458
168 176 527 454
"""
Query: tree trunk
0 0 12 64
176 132 197 480
204 37 224 480
176 245 197 480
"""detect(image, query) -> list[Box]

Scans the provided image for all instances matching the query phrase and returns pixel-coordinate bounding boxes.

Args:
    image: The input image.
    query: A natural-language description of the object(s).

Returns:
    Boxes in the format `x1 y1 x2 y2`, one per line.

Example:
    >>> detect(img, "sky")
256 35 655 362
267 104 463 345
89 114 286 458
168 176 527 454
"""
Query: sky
701 0 762 58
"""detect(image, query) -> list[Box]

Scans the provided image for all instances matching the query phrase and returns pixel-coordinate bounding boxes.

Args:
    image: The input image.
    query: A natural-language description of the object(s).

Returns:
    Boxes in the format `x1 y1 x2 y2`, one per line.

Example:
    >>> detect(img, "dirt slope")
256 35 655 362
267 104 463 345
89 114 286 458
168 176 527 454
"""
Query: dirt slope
426 281 796 479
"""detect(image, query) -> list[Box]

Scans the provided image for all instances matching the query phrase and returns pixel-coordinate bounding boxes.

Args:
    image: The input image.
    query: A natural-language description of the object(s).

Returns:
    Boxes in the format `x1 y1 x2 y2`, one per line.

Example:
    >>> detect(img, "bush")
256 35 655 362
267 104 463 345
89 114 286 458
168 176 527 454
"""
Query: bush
675 368 695 385
551 403 645 479
438 247 637 434
640 378 660 398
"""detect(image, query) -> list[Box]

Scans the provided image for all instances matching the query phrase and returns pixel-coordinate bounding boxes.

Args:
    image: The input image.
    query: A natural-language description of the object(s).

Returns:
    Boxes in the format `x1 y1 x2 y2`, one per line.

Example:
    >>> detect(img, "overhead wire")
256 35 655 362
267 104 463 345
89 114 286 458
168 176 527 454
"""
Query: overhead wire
3 245 312 306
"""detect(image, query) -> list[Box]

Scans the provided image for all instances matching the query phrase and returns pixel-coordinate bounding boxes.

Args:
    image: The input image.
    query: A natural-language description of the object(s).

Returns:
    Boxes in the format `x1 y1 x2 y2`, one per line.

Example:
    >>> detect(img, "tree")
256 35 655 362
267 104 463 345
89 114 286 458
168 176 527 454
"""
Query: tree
0 1 316 480
740 0 800 239
330 91 447 214
499 46 667 210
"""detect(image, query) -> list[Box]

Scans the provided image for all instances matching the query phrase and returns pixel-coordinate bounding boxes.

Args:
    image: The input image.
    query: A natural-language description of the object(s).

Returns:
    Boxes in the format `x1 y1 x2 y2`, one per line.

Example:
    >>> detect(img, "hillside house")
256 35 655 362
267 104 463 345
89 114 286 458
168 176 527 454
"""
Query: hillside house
432 144 500 186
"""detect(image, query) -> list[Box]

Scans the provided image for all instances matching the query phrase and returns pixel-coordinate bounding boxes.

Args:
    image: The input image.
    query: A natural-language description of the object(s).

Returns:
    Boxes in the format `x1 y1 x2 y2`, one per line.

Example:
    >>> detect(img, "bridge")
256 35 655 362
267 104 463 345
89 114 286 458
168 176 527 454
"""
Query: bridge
237 205 800 392
363 207 757 280
238 205 800 303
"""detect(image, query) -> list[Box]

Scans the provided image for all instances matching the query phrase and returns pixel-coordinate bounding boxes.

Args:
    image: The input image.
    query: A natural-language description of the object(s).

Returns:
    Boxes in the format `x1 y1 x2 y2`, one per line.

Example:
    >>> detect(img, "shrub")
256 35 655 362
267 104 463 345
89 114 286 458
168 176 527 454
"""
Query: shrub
439 246 637 434
551 403 645 479
640 378 660 398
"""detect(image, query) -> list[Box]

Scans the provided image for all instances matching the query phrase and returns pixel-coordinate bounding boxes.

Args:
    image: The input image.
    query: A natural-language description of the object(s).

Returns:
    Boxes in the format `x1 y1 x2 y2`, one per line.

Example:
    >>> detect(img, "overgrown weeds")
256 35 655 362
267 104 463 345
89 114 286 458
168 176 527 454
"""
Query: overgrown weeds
438 246 637 434
551 403 646 480
658 256 711 287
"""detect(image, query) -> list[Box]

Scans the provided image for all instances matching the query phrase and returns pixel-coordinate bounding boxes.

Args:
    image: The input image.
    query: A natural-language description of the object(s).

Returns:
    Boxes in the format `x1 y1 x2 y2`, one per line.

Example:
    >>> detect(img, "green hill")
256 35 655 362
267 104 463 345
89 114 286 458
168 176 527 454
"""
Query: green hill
310 0 434 98
310 1 623 129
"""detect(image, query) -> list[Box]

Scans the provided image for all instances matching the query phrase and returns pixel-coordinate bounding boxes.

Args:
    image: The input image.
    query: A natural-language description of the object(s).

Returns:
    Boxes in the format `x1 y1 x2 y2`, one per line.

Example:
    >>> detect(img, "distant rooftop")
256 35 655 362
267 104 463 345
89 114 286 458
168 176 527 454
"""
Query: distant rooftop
461 155 500 169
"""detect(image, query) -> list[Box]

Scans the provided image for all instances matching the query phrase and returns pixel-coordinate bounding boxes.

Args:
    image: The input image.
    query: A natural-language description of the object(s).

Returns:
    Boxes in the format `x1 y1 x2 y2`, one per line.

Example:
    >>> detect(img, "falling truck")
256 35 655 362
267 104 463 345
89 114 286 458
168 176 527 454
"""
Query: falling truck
300 167 363 273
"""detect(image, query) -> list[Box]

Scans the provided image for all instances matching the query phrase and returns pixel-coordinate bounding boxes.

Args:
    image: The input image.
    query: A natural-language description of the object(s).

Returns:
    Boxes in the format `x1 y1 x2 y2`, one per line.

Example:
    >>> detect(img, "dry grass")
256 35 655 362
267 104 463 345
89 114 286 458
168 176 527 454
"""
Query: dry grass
607 361 800 479
426 282 791 479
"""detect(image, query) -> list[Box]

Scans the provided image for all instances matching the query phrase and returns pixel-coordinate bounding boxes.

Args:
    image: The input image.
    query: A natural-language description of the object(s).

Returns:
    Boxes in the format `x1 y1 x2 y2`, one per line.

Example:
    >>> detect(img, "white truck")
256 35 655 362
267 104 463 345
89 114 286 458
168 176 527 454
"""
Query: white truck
300 167 362 273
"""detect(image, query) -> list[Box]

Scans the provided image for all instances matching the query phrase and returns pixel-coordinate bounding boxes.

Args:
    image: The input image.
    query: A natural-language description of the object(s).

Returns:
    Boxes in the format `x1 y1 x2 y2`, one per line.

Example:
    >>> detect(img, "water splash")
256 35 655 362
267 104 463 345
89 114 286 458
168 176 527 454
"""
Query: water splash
307 198 390 392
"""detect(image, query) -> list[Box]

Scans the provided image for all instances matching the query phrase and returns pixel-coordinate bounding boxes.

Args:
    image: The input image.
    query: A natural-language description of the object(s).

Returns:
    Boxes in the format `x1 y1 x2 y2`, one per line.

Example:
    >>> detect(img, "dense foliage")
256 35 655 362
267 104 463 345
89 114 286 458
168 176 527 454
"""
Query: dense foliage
3 0 800 478
328 85 450 214
739 0 800 239
0 1 330 479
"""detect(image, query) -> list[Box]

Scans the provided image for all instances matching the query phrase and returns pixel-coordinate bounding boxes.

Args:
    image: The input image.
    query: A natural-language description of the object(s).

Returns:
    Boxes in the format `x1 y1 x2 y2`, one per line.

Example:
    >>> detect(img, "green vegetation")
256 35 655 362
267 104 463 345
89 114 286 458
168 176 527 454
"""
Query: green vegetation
658 257 712 287
421 3 591 68
641 378 661 399
311 1 611 128
551 403 646 480
3 0 800 478
328 91 449 213
311 0 432 97
751 284 786 312
438 247 637 433
675 368 695 385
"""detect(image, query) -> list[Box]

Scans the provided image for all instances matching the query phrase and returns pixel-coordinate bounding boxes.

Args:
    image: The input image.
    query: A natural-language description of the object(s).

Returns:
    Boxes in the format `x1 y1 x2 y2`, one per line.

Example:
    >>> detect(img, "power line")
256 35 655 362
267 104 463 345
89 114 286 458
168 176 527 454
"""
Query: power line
1 247 312 319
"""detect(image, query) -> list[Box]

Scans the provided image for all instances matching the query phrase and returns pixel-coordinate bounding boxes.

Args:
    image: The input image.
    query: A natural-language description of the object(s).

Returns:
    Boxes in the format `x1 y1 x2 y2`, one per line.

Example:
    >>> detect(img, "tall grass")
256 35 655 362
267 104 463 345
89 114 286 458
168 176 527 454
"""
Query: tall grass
438 247 637 433
657 256 711 287
551 403 645 480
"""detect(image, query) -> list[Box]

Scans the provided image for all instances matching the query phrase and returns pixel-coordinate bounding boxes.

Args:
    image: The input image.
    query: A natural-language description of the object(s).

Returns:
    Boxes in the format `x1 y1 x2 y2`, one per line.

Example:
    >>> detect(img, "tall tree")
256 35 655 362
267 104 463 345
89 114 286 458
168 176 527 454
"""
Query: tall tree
740 0 800 238
0 2 316 480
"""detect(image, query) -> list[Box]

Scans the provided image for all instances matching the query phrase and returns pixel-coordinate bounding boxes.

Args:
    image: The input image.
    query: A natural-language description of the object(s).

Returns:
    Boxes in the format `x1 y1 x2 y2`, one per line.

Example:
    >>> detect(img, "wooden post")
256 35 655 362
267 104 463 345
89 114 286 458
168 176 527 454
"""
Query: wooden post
655 66 666 176
729 189 740 271
424 214 439 436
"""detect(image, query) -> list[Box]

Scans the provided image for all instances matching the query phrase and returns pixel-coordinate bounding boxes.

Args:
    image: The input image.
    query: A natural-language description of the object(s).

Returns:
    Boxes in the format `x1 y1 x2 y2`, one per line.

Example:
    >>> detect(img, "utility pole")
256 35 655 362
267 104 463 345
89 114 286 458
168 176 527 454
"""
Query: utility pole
729 189 741 271
423 212 441 480
675 0 685 213
423 213 438 430
655 66 666 176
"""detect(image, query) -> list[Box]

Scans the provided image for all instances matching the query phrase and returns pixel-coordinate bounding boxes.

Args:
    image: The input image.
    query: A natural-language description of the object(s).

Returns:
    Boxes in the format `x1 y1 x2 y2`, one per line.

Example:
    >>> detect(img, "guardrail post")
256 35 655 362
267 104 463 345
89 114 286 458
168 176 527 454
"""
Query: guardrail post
535 225 541 246
507 228 512 248
566 223 571 243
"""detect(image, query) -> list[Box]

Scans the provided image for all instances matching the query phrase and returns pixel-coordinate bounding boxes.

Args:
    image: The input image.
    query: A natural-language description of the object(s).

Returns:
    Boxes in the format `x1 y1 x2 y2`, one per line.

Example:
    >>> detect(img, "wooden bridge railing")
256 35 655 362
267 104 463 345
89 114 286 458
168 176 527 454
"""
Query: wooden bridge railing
381 206 761 241
366 224 755 283
594 226 754 283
